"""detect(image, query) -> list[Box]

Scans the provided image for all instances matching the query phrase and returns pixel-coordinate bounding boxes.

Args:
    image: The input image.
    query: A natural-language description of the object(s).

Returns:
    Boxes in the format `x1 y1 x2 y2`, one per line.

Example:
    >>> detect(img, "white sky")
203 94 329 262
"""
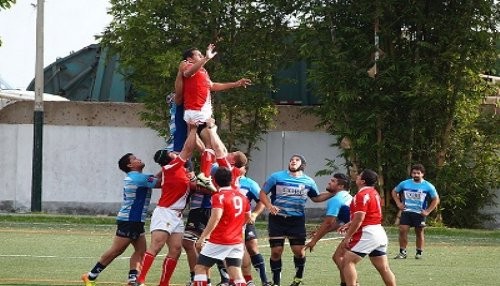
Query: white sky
0 0 112 89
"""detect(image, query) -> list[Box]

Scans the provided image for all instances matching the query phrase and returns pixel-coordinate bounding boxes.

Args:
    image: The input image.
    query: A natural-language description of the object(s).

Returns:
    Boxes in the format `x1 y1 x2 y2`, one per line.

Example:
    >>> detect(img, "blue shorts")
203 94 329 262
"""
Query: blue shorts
115 221 145 240
400 211 426 228
185 208 211 236
245 223 258 241
268 214 306 239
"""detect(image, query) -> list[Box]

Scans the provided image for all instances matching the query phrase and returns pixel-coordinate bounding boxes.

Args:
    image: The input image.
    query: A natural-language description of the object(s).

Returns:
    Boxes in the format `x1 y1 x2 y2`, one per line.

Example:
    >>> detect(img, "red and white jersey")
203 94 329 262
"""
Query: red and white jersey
158 157 190 209
350 186 383 228
183 62 212 111
216 157 243 188
209 186 250 245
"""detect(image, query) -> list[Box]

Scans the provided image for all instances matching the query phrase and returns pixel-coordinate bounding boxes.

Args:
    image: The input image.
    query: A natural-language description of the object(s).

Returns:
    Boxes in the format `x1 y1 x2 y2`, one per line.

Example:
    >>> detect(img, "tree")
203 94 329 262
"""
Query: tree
296 0 499 227
101 0 499 227
100 0 303 156
0 0 16 47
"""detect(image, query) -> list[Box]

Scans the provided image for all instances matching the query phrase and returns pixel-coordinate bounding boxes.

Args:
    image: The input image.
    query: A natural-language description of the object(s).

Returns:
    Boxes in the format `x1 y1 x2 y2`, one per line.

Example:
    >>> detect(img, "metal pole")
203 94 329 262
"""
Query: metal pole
31 0 44 212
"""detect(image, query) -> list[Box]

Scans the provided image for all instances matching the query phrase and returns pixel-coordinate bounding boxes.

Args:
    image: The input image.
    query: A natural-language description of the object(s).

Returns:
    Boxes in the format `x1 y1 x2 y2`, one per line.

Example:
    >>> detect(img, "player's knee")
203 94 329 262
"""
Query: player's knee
246 247 259 256
167 246 183 259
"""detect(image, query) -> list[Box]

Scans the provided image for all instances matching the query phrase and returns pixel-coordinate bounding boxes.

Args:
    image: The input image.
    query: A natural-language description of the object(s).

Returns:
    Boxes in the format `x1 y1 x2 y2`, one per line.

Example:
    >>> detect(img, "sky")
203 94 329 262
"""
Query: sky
0 0 112 89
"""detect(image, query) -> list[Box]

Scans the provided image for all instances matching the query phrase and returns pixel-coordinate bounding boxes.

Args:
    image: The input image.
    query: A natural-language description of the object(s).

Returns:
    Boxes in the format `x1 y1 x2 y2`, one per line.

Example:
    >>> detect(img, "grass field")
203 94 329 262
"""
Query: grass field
1 214 500 286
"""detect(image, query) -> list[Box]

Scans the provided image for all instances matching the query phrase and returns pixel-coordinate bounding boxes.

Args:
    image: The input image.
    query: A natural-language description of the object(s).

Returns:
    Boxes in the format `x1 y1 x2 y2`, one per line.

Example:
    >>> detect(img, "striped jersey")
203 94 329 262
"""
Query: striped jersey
262 170 319 217
325 190 352 224
239 176 260 203
117 171 158 222
394 179 438 213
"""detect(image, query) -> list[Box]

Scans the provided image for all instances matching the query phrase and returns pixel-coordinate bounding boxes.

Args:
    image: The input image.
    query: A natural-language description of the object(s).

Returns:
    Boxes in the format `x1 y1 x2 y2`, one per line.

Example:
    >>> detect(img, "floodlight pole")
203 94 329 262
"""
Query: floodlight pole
31 0 44 212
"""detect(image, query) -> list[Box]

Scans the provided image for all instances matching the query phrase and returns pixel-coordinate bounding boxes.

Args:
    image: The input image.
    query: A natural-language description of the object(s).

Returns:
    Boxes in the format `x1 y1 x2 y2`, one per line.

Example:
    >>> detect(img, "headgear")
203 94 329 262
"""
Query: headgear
291 154 307 171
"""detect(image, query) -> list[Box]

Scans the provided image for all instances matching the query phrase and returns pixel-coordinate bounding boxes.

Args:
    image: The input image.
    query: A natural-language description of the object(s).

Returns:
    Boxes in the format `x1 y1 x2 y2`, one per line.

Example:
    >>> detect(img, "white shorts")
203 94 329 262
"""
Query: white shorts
200 241 244 260
149 207 185 234
184 102 212 125
349 224 388 255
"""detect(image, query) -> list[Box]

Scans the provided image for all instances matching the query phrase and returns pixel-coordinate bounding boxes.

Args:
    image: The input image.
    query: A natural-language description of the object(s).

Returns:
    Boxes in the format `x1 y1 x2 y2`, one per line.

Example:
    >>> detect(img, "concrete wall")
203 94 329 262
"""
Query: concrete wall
481 189 500 229
0 102 343 217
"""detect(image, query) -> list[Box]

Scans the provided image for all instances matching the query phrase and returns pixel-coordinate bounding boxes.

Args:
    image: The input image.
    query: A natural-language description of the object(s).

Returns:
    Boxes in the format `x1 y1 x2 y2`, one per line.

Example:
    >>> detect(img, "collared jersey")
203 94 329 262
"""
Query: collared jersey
395 179 438 213
239 176 261 204
262 170 319 217
117 171 158 222
325 190 352 224
183 63 212 111
158 156 190 209
210 186 250 245
350 186 383 227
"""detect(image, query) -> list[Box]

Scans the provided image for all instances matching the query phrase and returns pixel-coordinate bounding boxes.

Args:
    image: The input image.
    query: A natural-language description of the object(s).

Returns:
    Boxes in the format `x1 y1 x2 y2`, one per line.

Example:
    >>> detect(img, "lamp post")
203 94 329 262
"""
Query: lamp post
31 0 44 212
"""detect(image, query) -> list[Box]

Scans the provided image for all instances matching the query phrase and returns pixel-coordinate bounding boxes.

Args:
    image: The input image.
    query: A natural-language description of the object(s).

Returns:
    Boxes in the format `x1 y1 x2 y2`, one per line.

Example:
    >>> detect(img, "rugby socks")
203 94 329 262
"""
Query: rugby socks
270 258 282 285
217 260 230 283
201 149 215 177
234 279 247 286
251 253 269 283
399 248 407 255
244 275 253 284
159 256 178 286
128 269 138 284
190 271 195 282
88 262 106 279
194 274 208 286
293 256 306 279
137 251 155 283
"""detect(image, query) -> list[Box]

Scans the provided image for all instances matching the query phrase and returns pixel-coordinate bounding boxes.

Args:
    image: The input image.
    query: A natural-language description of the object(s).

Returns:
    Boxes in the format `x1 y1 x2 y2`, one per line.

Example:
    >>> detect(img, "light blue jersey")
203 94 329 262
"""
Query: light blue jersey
325 190 352 224
116 171 158 222
395 179 438 213
262 170 319 217
239 176 261 204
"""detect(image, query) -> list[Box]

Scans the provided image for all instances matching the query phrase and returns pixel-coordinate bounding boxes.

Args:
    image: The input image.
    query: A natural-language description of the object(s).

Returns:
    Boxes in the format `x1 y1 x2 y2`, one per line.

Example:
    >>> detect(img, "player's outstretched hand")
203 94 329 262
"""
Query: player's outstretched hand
206 44 217 60
237 78 252 88
304 241 316 252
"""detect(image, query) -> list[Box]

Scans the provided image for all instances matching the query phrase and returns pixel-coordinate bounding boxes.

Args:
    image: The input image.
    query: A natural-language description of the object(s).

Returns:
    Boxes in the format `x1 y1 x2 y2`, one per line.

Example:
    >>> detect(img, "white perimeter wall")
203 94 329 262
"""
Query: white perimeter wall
0 124 165 212
0 124 343 215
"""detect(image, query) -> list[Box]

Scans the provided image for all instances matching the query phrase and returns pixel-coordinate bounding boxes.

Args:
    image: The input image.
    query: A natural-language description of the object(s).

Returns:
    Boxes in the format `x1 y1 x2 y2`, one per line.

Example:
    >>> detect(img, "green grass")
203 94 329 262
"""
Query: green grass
1 214 500 285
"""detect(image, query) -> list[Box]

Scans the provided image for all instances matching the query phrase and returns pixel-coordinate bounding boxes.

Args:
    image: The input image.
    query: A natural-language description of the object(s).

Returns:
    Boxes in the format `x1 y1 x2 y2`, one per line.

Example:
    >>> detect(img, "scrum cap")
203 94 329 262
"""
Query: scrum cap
291 154 307 171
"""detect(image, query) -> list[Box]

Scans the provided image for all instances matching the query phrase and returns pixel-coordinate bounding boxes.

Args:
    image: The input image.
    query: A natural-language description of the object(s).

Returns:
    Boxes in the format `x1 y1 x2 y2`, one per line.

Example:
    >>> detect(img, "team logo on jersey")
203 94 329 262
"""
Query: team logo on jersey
363 193 370 205
279 184 306 196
